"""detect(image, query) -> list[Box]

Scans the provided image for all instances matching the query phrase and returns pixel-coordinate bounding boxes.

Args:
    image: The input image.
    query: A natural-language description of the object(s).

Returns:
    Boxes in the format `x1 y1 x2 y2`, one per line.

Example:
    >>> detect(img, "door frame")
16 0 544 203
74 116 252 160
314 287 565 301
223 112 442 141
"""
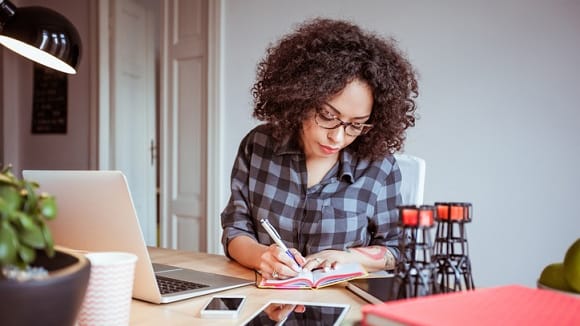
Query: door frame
93 0 223 253
205 0 224 254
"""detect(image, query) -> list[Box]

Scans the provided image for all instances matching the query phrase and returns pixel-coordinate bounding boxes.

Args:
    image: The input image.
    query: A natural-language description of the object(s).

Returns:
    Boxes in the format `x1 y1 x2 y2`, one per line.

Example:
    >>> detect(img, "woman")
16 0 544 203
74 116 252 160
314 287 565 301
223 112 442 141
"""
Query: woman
221 18 418 280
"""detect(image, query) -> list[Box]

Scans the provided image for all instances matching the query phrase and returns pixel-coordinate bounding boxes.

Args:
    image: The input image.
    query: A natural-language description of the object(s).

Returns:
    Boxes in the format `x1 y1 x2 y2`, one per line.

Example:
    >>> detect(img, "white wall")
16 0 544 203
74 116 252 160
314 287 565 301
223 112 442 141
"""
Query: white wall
222 0 580 288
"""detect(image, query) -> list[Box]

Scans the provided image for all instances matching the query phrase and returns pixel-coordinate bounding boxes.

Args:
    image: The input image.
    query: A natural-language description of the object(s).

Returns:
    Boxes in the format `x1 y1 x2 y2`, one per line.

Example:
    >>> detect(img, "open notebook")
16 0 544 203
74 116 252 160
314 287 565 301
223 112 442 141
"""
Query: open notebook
22 170 253 304
258 263 367 289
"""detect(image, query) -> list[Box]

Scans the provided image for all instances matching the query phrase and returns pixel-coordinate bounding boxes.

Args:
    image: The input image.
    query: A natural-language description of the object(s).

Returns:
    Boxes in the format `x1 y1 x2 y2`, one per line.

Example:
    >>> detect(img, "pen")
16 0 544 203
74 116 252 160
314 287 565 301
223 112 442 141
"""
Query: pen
260 218 302 268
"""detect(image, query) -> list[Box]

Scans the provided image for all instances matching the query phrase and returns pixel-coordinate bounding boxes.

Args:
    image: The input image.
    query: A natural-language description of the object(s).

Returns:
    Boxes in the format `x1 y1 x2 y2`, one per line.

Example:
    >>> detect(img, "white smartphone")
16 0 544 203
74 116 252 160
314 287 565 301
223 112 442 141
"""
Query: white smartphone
200 295 246 319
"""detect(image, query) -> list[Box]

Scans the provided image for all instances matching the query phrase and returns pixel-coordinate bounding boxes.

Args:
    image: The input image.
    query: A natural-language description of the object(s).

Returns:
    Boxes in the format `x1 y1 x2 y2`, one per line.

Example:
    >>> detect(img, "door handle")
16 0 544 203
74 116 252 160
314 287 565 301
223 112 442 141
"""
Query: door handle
150 139 156 166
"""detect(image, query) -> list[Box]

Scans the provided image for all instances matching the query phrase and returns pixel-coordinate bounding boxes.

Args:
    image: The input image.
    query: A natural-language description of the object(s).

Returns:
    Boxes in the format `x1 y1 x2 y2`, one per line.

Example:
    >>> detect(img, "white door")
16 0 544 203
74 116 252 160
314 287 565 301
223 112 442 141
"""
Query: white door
110 0 157 245
160 0 208 251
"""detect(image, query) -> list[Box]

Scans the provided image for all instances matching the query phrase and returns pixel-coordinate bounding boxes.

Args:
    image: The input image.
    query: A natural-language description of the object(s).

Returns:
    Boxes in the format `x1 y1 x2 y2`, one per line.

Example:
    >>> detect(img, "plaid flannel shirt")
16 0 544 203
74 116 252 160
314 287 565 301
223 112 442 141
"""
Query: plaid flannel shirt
221 124 402 259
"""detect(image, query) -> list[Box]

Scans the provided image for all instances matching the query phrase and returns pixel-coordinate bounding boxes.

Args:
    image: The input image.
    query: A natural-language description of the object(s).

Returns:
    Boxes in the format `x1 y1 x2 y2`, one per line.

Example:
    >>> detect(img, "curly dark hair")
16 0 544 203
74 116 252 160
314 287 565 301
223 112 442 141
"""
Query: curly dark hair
252 18 418 160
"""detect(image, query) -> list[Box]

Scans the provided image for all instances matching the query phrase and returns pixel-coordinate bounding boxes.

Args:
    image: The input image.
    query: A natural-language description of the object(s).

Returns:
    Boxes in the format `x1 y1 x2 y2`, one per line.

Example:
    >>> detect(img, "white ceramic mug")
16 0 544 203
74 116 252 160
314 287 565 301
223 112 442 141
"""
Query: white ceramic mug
77 252 138 326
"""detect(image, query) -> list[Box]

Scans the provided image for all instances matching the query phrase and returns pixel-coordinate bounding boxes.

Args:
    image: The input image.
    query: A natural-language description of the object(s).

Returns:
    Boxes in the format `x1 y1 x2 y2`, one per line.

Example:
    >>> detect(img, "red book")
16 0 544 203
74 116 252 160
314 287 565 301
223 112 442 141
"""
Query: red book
362 285 580 326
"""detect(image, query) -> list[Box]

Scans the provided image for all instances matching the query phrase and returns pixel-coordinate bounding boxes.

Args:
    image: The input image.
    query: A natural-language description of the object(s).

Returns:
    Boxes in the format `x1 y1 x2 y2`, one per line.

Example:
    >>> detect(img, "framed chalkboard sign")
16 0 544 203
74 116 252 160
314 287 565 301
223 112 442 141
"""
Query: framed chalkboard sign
31 64 68 134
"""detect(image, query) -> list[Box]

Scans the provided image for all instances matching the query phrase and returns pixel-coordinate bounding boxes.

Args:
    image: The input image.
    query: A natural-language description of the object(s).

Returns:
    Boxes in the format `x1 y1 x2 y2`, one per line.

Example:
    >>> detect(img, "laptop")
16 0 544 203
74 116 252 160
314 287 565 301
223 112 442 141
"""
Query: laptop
22 170 253 304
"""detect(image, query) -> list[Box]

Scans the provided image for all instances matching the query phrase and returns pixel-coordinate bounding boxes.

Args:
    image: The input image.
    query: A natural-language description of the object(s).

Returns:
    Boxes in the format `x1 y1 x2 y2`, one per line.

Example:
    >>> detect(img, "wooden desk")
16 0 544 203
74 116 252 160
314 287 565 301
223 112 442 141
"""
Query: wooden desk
129 247 367 325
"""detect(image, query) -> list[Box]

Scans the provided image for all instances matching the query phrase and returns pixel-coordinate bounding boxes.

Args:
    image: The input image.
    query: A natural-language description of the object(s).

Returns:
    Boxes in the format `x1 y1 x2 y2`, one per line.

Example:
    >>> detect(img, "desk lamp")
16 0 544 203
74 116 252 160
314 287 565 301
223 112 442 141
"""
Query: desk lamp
0 0 81 74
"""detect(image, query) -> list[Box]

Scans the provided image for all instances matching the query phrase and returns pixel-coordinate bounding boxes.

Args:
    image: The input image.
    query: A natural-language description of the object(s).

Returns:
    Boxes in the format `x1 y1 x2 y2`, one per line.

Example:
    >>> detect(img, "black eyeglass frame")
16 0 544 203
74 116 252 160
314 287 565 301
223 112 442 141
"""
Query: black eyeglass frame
314 102 374 137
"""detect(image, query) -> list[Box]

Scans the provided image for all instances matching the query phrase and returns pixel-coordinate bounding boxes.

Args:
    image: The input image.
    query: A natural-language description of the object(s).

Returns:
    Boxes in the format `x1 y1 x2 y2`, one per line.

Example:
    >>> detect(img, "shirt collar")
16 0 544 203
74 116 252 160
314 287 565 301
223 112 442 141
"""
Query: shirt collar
274 137 356 184
339 149 355 184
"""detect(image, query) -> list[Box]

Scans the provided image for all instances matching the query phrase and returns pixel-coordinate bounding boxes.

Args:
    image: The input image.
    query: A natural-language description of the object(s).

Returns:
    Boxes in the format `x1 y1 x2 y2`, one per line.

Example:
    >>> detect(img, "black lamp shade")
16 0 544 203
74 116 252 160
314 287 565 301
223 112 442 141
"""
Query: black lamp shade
0 2 81 74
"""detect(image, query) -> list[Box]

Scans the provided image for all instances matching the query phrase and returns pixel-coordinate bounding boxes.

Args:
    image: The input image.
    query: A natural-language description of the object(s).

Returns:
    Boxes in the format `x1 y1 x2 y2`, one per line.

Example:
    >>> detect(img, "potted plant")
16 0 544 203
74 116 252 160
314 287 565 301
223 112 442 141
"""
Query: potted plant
0 165 91 326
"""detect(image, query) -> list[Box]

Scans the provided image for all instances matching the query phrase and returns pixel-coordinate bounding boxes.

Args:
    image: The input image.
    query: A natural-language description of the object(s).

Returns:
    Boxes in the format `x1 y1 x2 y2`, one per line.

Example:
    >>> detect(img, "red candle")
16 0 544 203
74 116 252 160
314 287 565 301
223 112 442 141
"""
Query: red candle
450 204 464 221
463 203 473 221
435 203 449 220
400 206 418 226
418 206 434 227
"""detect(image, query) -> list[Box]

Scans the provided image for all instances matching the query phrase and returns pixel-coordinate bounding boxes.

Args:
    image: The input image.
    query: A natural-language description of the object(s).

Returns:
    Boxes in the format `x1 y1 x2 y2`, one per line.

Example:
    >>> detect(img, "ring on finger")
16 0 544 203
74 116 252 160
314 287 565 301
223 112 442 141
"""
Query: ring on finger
272 270 279 279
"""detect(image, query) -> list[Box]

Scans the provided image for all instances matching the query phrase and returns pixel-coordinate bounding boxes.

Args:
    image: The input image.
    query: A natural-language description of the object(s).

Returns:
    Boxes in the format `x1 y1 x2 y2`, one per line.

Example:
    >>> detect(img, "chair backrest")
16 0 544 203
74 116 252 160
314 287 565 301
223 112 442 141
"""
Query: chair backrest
394 154 426 206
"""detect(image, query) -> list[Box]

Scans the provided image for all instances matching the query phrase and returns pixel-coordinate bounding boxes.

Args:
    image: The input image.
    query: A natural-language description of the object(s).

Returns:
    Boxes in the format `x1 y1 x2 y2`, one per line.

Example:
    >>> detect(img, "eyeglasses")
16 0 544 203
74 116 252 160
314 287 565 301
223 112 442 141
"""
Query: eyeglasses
314 103 373 137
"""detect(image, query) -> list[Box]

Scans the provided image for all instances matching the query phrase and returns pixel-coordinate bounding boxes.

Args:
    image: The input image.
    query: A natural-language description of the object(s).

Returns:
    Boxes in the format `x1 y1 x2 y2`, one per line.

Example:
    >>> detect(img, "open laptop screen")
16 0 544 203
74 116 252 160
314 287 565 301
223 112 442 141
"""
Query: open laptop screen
22 170 252 304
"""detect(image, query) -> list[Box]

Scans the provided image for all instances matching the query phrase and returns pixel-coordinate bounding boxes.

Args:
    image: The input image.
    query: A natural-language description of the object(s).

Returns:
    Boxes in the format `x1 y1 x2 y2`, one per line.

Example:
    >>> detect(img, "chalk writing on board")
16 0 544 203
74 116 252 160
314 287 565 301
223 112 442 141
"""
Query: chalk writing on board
31 64 68 134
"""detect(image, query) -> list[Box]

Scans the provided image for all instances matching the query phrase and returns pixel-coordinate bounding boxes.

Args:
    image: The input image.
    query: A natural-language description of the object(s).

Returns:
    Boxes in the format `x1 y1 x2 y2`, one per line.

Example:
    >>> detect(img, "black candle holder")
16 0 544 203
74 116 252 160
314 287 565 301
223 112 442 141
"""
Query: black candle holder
392 205 439 299
432 202 475 292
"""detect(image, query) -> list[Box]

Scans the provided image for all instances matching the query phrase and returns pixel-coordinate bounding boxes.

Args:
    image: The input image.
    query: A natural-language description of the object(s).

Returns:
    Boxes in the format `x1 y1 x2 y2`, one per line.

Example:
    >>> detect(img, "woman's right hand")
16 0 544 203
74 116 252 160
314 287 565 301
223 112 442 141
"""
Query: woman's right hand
259 244 304 279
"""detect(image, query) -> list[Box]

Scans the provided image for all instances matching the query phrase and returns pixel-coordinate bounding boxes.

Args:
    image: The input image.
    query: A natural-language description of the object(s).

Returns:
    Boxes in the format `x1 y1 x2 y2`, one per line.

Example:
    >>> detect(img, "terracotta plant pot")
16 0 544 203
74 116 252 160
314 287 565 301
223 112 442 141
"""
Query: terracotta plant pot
0 247 91 326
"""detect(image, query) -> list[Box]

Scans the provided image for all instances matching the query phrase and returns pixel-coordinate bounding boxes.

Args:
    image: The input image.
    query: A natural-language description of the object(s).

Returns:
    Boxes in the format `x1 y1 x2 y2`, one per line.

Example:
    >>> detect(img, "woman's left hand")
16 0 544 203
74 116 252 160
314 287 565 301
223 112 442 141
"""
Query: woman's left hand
302 250 352 272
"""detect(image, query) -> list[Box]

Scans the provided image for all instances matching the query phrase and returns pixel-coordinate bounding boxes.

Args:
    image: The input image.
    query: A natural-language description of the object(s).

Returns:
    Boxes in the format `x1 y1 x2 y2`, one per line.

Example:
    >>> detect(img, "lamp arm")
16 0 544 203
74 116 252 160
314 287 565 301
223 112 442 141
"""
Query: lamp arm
0 0 16 29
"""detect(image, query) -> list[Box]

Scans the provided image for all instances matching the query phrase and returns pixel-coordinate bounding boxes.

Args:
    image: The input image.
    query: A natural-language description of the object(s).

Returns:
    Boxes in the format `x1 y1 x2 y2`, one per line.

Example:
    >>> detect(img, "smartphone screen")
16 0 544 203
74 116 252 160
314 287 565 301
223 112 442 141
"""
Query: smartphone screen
205 297 245 311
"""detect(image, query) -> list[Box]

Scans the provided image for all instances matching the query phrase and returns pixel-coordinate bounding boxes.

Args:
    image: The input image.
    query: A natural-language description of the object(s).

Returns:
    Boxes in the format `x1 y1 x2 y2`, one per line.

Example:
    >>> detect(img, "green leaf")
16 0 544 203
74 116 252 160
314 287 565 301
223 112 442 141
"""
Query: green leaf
41 222 55 257
23 181 38 214
0 174 12 184
0 222 19 265
11 211 30 224
19 222 46 249
40 196 57 220
0 172 18 186
0 185 21 213
17 214 37 231
0 198 9 216
18 245 36 265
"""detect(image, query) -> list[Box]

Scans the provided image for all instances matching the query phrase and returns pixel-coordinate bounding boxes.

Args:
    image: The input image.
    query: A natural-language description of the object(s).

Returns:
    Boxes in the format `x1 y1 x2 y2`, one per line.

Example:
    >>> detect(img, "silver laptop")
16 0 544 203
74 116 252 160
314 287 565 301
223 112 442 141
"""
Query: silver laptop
22 170 253 304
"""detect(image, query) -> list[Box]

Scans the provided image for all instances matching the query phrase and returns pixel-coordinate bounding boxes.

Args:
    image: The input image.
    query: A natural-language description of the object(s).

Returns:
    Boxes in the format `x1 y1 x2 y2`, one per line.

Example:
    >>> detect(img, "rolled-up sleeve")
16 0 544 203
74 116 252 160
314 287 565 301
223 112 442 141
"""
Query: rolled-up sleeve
220 134 258 257
369 159 402 260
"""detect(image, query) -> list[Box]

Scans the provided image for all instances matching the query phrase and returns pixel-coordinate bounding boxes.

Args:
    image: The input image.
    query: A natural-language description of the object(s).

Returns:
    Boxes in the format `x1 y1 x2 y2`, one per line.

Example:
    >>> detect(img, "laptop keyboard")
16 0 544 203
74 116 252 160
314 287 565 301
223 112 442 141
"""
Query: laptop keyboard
156 275 209 294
